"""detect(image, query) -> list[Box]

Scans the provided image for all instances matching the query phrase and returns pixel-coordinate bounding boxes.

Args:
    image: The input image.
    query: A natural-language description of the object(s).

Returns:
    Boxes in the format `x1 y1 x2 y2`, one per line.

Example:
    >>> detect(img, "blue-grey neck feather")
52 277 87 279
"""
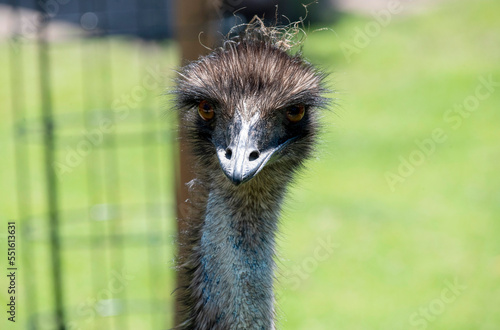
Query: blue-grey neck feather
188 176 285 329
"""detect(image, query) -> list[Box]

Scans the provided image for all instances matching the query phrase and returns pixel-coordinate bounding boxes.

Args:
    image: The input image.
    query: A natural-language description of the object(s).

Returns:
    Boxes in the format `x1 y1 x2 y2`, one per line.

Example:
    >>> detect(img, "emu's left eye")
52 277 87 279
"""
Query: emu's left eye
198 100 215 121
286 104 305 122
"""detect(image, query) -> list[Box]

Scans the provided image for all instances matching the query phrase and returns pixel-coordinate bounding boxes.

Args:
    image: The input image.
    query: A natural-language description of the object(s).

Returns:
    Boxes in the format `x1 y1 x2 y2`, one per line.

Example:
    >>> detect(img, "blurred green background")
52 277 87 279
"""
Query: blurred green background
1 0 499 329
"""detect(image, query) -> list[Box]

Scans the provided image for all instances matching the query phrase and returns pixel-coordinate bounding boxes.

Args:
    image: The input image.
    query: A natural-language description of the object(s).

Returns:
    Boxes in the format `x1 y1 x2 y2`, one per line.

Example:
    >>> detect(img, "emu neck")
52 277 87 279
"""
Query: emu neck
194 179 285 329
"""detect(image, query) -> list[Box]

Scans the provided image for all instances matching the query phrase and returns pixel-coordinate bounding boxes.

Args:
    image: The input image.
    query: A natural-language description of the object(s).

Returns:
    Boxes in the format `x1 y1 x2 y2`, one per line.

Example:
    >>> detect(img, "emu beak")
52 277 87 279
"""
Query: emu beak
216 116 286 186
217 143 277 186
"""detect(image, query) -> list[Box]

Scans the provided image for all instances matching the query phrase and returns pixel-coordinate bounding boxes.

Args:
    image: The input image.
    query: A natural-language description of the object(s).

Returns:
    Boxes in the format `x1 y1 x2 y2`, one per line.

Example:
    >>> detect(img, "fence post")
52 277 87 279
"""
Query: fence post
173 0 217 326
36 3 66 329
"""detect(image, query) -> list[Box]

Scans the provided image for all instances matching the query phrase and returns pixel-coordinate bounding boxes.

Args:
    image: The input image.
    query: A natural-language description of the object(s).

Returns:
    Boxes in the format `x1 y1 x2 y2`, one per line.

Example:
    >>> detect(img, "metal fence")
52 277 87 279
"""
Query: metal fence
5 1 177 328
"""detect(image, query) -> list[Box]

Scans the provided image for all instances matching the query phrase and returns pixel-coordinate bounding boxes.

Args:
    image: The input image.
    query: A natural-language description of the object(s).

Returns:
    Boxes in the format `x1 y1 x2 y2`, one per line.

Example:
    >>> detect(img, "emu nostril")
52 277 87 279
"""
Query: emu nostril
225 148 233 160
249 150 260 161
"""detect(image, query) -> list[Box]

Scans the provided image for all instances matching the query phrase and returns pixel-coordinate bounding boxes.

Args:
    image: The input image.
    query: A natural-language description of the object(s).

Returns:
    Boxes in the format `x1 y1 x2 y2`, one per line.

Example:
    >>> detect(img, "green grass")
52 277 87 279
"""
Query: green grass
2 0 500 328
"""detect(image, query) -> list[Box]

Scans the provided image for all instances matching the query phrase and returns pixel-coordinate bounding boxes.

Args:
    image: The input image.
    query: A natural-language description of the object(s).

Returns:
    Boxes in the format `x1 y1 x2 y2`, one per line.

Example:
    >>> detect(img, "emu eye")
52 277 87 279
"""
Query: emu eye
198 100 214 121
286 104 305 122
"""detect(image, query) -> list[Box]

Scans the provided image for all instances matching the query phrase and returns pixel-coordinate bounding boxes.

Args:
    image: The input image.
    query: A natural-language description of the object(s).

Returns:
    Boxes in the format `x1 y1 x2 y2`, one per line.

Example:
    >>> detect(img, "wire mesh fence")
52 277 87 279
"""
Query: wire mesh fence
3 1 179 328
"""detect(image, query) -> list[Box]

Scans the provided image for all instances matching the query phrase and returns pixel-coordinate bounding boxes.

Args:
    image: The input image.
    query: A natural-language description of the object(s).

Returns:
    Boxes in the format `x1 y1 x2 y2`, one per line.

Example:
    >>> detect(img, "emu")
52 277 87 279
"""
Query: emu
173 22 328 329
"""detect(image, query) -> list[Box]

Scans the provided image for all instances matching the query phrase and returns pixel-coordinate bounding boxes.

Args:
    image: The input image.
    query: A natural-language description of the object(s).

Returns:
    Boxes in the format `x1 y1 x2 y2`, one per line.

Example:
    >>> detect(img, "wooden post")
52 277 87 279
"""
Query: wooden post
174 0 217 325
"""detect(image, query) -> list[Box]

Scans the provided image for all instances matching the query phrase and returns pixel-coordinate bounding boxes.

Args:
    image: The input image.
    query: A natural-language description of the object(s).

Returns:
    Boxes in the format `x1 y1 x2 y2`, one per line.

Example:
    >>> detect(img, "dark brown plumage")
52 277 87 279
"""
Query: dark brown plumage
173 22 329 329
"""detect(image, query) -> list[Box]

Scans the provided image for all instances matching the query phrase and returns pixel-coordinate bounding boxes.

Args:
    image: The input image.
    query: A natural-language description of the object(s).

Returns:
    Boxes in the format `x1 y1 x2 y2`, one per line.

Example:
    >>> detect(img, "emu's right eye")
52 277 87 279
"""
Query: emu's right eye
198 100 214 121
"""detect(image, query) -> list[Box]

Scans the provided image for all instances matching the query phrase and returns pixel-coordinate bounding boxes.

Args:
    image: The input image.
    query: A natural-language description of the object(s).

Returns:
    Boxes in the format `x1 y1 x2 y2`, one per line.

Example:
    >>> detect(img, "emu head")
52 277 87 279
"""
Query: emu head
175 32 327 187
